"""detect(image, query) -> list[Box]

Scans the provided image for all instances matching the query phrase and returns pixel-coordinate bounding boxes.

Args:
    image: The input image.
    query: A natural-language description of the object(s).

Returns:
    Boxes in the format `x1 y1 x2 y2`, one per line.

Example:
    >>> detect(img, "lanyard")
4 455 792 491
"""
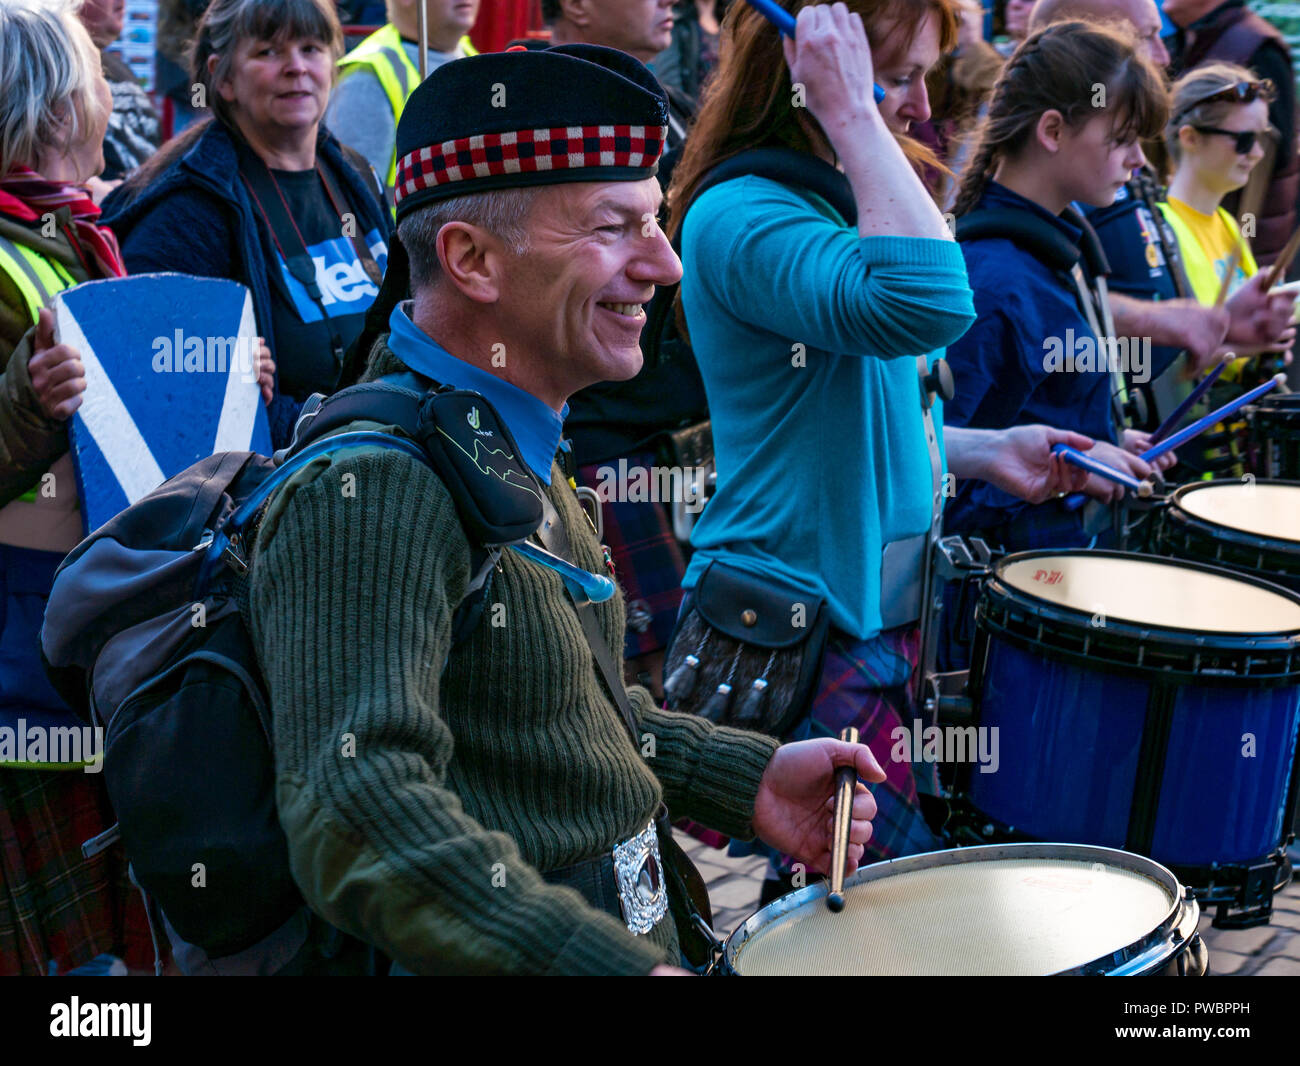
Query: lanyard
240 156 351 365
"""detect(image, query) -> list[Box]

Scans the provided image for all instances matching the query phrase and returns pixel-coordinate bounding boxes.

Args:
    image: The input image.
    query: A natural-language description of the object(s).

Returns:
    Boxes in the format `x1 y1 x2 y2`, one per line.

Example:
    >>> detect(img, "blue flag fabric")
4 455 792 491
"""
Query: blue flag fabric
54 273 271 535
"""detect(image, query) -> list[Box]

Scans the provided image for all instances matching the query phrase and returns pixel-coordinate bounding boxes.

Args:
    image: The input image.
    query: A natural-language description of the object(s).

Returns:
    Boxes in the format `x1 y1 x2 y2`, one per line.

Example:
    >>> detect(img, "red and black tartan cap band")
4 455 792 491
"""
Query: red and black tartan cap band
393 44 670 220
396 125 668 210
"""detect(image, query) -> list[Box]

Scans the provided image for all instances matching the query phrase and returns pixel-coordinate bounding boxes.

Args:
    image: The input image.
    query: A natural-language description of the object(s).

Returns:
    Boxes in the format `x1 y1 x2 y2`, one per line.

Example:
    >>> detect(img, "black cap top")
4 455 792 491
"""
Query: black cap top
393 44 670 221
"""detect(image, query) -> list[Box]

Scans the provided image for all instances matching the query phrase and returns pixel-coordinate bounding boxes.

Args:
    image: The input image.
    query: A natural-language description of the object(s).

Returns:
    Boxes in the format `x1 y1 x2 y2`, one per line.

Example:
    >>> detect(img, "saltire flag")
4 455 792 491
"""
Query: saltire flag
53 274 271 535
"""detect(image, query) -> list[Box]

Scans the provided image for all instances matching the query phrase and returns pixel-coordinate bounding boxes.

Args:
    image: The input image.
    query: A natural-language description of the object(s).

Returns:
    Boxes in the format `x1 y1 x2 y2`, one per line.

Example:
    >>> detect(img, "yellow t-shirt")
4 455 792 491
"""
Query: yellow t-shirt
1160 196 1257 304
1159 197 1259 383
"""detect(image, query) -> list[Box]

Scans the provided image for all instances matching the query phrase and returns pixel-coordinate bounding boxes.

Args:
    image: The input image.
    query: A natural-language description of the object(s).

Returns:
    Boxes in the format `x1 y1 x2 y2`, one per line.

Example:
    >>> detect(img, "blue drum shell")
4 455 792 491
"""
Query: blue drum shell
969 550 1300 869
971 635 1300 865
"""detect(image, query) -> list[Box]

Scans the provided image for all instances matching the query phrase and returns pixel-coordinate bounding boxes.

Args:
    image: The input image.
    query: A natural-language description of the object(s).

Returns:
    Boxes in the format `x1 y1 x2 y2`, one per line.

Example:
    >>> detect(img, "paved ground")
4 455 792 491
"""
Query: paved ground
678 832 1300 974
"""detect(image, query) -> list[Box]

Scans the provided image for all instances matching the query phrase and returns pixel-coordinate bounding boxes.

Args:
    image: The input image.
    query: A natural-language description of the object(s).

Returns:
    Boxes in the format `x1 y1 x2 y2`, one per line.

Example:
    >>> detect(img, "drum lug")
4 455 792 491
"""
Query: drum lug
924 670 972 722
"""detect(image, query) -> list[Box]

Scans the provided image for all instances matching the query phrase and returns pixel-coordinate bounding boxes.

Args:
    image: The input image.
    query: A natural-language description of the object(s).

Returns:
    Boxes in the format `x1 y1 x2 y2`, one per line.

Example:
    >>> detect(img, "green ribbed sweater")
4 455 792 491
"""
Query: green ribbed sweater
245 343 780 975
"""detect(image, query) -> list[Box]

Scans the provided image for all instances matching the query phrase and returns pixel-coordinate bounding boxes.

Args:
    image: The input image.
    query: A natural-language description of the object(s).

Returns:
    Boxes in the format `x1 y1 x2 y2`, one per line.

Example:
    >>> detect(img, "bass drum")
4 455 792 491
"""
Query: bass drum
1157 478 1300 594
719 843 1206 976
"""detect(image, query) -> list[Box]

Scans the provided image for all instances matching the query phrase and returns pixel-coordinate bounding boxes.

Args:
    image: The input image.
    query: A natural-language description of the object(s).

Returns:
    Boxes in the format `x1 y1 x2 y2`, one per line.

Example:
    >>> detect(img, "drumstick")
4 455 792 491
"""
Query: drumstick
1215 242 1243 307
1140 373 1285 463
827 725 859 913
1264 227 1300 290
746 0 886 102
1149 356 1231 445
1053 444 1153 497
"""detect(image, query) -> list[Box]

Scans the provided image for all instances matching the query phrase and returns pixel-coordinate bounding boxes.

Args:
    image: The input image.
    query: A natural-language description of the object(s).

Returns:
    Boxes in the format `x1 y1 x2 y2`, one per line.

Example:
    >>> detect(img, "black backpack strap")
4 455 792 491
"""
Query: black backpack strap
278 371 533 647
285 373 428 456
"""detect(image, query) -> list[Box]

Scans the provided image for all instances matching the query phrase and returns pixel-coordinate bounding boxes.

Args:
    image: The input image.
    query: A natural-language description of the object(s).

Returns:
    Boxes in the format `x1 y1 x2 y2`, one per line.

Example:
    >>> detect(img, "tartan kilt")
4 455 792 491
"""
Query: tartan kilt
0 767 153 975
728 624 945 869
577 452 687 659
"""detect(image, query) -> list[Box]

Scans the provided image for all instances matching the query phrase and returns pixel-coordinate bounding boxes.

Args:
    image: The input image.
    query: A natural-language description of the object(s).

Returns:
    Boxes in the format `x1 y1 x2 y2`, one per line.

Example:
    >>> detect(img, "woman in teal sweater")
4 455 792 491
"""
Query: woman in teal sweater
665 0 1102 900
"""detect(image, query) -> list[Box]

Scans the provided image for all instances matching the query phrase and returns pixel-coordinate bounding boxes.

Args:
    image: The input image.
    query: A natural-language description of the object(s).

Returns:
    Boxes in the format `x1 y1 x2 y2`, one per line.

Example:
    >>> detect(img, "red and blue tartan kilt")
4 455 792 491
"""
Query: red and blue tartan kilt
0 768 153 975
577 452 686 659
725 624 944 868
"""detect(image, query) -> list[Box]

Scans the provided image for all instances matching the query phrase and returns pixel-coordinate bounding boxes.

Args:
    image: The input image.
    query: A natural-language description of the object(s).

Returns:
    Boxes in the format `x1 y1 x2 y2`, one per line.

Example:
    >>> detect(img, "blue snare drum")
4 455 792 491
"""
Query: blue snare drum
957 550 1300 927
1157 479 1300 595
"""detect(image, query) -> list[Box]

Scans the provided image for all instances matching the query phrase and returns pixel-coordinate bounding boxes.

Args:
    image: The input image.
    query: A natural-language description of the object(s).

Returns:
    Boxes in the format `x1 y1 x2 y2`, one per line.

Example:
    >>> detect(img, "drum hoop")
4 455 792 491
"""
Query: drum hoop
723 842 1196 977
976 599 1300 685
947 796 1294 911
1250 394 1300 418
982 548 1300 642
1166 479 1300 554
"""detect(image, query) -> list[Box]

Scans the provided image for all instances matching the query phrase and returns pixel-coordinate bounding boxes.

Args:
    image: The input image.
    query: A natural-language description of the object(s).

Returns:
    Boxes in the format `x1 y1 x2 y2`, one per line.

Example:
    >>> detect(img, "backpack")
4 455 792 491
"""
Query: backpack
40 373 546 975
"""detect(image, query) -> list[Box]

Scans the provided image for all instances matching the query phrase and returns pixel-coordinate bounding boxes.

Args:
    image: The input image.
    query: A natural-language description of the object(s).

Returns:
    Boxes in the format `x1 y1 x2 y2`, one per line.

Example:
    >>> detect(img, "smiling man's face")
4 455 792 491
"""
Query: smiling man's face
493 177 682 397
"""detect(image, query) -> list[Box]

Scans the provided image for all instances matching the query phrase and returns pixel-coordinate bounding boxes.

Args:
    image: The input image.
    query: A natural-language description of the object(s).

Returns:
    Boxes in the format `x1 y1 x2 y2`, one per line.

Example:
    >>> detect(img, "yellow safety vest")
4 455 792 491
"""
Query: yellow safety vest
337 23 479 194
0 234 76 503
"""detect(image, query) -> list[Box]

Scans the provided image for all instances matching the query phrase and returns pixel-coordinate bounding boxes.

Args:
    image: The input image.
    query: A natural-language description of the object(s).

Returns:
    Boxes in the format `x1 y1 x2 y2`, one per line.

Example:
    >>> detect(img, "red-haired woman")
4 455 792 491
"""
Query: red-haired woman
663 0 1097 903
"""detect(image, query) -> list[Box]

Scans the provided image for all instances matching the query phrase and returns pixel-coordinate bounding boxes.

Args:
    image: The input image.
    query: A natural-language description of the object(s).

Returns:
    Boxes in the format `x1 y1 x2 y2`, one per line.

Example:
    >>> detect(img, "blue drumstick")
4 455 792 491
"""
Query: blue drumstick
1148 359 1229 445
746 0 887 102
1140 374 1285 463
1053 444 1152 497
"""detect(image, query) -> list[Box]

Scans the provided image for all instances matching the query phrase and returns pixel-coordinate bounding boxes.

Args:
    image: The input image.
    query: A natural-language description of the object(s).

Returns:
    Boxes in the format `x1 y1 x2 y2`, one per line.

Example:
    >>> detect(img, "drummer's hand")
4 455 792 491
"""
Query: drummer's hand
978 425 1094 502
782 4 877 140
1078 439 1156 502
752 738 885 876
1121 428 1176 474
1171 300 1230 372
649 964 694 976
1226 272 1297 350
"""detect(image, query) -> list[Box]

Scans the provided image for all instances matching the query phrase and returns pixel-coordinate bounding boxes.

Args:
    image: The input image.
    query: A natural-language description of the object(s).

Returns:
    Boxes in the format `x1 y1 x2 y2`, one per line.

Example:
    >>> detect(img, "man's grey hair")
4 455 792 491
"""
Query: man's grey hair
399 187 539 289
0 0 107 177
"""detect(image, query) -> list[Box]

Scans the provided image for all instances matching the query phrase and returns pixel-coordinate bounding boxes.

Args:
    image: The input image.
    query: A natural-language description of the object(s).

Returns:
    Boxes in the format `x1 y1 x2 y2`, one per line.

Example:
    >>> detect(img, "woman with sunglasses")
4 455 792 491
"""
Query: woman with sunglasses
1158 65 1292 475
1161 67 1275 307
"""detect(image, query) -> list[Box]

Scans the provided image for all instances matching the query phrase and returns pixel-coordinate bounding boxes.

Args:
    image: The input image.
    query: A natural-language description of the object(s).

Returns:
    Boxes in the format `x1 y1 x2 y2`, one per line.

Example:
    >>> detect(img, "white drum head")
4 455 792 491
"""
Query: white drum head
732 856 1175 977
999 553 1300 634
1178 482 1300 544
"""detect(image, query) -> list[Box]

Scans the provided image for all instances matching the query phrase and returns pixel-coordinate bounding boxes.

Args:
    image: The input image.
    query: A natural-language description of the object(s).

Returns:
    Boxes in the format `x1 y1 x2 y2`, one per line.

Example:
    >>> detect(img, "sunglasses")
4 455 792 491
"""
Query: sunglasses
1177 79 1277 120
1191 125 1276 154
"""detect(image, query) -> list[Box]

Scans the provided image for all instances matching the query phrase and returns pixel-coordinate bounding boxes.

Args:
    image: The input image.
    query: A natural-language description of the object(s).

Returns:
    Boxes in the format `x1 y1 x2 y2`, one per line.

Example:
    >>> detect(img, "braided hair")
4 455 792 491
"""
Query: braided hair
951 20 1167 216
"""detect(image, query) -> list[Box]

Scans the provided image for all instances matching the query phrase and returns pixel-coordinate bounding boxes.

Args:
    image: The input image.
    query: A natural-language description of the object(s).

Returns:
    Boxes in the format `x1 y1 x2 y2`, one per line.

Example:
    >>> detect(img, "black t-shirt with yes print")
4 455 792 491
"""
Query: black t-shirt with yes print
255 160 388 402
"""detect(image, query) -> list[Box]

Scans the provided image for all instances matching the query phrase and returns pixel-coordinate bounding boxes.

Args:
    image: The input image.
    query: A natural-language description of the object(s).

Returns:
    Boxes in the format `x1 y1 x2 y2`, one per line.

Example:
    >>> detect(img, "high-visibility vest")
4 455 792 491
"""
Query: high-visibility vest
0 234 77 506
337 23 479 193
0 232 76 323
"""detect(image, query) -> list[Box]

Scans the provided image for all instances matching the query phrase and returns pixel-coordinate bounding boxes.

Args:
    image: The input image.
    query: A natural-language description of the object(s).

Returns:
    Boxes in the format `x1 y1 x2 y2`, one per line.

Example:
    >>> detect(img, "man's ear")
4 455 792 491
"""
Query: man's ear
556 0 590 27
1035 108 1066 154
436 222 505 303
207 53 236 104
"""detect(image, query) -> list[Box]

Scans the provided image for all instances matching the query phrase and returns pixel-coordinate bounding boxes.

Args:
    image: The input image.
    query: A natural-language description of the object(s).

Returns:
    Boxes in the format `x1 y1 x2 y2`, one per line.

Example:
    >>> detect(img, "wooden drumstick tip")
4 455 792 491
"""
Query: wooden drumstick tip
1137 481 1154 498
827 891 846 913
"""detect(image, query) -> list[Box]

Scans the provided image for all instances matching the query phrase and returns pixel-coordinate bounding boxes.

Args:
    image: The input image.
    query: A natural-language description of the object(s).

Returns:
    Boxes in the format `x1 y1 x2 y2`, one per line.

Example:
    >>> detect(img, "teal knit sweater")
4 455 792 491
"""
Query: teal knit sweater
246 344 780 975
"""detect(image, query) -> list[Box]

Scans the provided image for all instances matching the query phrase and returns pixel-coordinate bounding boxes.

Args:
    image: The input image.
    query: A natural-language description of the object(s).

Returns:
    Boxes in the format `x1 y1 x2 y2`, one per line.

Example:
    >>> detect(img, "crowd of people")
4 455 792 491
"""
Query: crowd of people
1 0 1297 976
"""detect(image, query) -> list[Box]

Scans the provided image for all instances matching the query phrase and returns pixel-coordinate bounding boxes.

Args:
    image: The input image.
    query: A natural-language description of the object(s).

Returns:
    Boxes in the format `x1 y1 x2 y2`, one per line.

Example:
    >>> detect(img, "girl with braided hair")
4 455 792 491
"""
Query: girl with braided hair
942 20 1176 556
